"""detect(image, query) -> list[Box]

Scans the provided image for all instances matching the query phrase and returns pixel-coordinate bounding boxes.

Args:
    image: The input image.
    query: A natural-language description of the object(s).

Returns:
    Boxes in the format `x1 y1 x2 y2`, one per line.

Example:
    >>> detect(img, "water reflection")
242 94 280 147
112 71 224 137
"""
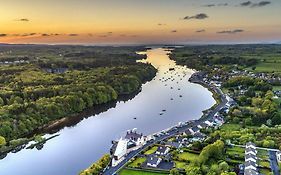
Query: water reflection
0 48 215 175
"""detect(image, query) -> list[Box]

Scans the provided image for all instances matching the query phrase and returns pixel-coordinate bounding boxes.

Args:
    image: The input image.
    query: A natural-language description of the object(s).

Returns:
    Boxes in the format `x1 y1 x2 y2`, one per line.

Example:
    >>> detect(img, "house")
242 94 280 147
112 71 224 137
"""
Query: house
246 142 256 150
245 154 257 163
204 120 214 127
125 129 147 146
276 151 281 162
147 155 162 168
165 141 182 149
189 132 206 143
244 161 257 171
155 146 170 156
245 147 257 156
189 126 200 135
244 169 259 175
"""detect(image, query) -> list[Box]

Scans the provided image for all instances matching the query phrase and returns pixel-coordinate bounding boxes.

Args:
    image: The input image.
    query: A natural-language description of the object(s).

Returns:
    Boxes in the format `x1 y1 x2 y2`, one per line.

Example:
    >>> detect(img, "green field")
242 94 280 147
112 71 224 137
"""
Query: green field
177 152 199 162
128 157 147 168
144 146 158 155
220 124 241 132
253 62 281 73
119 169 169 175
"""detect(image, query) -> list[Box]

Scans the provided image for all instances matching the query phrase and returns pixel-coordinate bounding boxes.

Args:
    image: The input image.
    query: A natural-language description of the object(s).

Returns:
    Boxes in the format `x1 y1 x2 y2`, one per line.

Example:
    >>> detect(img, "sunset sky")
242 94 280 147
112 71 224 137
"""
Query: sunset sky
0 0 280 45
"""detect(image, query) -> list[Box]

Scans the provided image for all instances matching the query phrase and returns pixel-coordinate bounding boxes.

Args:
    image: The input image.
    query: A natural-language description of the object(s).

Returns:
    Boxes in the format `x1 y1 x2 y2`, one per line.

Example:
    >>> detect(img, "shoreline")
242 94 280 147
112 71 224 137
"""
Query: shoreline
0 82 148 158
103 70 228 175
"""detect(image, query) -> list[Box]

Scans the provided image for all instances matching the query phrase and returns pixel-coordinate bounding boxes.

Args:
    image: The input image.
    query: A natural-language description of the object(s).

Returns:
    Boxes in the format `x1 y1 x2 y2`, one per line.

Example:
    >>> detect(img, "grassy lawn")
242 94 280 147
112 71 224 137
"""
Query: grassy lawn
227 146 245 155
226 146 245 163
144 146 158 155
119 169 169 175
175 161 188 169
177 152 199 162
220 124 241 132
128 157 147 168
260 168 272 175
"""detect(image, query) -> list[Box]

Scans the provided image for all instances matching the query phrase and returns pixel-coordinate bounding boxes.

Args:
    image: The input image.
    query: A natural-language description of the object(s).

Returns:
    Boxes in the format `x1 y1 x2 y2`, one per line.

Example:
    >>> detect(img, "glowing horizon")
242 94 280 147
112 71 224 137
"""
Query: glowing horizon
1 0 281 44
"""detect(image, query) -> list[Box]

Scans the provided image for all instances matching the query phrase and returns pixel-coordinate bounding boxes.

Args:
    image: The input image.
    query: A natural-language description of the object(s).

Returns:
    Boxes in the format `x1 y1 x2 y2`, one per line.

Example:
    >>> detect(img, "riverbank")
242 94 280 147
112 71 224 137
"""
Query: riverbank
0 77 154 158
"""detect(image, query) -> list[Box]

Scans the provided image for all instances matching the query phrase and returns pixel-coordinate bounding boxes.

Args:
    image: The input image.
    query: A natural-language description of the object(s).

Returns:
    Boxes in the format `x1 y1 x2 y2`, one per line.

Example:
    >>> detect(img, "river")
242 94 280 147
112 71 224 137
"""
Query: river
0 47 215 175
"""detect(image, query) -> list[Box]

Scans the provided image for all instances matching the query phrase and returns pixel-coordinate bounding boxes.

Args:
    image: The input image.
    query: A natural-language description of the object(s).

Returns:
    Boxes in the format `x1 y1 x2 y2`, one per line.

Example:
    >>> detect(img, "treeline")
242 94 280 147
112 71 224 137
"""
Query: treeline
170 45 265 71
79 154 111 175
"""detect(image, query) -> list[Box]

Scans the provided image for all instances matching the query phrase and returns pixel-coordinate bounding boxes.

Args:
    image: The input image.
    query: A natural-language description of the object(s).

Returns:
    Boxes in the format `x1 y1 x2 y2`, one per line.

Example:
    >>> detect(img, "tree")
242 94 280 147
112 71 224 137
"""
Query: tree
0 97 4 106
0 136 6 147
232 109 242 117
199 140 224 164
219 161 229 172
170 168 180 175
185 166 202 175
272 113 281 125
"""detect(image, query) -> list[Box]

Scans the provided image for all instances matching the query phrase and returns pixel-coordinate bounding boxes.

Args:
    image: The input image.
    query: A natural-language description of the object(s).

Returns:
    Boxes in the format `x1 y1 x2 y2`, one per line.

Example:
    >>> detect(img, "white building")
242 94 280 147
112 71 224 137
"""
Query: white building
147 156 162 168
155 146 170 156
112 138 128 167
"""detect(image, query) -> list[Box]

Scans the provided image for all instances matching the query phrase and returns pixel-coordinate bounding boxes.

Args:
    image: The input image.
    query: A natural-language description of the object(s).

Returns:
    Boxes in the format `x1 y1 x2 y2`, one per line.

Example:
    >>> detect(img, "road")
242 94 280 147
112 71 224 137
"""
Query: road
103 78 228 175
269 150 280 175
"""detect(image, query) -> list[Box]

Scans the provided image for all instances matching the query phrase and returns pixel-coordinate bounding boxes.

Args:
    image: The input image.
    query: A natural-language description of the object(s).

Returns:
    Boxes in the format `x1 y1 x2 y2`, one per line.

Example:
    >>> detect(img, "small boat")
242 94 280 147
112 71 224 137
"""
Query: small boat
179 95 183 98
133 117 137 120
162 109 166 112
170 98 174 100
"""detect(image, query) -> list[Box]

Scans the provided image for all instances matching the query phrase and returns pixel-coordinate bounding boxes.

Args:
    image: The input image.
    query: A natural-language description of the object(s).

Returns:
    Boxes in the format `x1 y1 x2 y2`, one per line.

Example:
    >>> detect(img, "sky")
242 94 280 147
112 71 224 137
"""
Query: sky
0 0 281 45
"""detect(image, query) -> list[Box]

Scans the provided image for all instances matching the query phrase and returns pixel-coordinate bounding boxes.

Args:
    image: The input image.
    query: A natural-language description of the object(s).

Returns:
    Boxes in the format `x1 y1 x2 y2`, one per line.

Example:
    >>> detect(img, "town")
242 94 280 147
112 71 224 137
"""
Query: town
80 45 281 174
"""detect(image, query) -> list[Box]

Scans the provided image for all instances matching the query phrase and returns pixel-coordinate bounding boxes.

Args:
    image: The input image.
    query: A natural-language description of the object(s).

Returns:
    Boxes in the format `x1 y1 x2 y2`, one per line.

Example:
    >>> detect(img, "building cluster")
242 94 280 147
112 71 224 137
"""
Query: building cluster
111 129 149 167
242 142 259 175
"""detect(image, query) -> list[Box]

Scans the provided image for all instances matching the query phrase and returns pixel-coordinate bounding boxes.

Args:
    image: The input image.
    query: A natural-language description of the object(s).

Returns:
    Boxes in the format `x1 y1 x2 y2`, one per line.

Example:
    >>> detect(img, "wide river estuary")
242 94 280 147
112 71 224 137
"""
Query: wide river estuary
0 48 215 175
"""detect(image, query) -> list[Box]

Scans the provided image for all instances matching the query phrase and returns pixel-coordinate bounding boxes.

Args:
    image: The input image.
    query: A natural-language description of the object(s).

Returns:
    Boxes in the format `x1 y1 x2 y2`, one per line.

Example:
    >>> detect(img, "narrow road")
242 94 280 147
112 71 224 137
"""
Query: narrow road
269 150 280 175
104 78 228 175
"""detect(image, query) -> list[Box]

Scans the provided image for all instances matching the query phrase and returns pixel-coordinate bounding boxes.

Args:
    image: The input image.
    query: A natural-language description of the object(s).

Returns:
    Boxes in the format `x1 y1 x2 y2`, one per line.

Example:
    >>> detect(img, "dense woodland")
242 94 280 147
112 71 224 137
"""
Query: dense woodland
0 45 156 149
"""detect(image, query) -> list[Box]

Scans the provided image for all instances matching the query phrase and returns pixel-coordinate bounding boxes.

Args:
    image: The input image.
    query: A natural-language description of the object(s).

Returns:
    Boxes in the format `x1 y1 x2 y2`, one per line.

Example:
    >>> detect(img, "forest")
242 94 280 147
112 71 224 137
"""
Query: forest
0 45 156 151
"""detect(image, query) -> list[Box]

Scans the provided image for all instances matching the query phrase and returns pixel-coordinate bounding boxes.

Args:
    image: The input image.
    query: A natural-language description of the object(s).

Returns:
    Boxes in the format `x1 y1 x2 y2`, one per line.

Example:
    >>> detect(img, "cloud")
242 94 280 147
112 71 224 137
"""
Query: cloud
240 1 252 6
196 29 206 33
203 3 228 7
16 18 30 22
218 3 229 6
20 33 37 37
0 34 7 37
98 35 108 38
41 33 61 37
240 1 271 7
217 29 244 34
183 13 208 20
203 4 216 7
68 34 79 36
41 34 50 37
